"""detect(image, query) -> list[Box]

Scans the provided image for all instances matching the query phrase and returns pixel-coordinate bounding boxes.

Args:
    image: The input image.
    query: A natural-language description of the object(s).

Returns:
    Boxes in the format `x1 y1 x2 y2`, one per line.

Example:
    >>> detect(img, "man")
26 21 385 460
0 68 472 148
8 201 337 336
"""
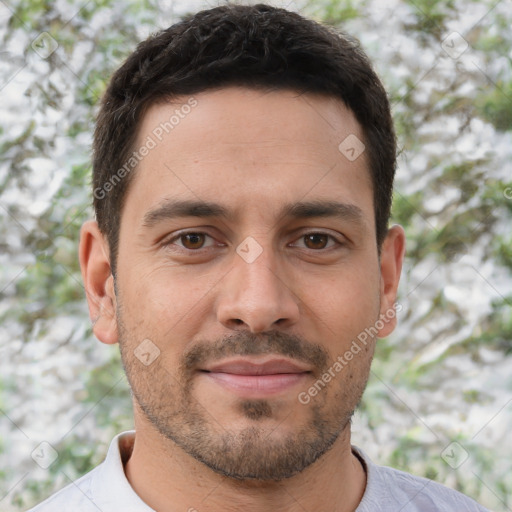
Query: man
29 3 489 511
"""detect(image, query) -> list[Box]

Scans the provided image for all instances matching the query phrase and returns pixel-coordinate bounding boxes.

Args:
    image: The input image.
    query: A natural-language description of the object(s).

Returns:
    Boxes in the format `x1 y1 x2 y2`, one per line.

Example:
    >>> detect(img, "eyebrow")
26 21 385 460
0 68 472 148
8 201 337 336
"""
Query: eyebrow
142 198 365 228
280 200 364 224
143 199 233 227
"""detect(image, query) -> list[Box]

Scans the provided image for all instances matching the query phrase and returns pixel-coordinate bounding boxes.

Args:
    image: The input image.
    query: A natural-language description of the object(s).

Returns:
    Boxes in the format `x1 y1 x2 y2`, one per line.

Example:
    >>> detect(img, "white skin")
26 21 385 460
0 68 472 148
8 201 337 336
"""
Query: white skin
79 87 405 512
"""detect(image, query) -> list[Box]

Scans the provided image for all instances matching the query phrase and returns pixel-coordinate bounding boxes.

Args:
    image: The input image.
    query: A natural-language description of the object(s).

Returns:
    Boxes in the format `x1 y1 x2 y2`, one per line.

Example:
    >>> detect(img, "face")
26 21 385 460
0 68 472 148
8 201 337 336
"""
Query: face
83 86 404 481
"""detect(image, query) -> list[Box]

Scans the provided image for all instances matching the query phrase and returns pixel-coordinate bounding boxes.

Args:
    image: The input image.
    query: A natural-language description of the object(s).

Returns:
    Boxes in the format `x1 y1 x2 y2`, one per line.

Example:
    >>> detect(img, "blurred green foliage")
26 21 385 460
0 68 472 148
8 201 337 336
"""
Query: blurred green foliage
1 0 511 510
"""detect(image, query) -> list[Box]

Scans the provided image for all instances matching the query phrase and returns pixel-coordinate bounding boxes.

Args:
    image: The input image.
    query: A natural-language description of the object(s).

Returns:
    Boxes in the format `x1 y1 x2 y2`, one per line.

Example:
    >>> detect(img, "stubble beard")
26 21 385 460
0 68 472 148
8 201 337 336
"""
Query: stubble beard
118 316 373 482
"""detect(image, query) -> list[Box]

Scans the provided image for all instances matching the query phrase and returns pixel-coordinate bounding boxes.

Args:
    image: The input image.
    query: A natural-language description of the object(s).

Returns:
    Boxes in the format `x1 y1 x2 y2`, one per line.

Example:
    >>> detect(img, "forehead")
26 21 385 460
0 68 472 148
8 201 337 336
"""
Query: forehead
138 86 365 159
125 86 373 227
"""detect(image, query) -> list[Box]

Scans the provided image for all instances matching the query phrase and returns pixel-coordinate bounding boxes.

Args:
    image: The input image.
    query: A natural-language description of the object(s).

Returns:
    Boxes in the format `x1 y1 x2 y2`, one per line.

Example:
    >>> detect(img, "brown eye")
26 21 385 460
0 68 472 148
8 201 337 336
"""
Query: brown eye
303 233 329 250
163 231 221 253
179 233 206 249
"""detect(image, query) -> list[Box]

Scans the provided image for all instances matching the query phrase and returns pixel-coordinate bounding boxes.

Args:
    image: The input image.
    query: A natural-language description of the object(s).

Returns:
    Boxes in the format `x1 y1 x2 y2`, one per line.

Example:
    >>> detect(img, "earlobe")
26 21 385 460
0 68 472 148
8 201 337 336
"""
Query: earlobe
79 220 119 345
377 224 406 338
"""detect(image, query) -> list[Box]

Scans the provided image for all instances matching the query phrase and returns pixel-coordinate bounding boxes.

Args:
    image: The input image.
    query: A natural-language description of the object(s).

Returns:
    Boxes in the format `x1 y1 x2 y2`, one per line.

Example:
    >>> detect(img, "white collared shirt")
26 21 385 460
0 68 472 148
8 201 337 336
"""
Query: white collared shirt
27 430 490 512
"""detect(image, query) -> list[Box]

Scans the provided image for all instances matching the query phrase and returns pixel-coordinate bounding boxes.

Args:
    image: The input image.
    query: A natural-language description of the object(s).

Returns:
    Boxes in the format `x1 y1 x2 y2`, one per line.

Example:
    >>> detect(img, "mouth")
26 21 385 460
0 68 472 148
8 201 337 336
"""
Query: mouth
199 357 313 396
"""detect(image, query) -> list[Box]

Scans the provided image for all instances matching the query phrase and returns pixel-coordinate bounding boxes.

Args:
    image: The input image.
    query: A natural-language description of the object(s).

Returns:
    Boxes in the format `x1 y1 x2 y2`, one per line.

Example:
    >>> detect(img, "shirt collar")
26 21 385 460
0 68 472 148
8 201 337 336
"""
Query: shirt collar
91 431 374 511
91 430 155 511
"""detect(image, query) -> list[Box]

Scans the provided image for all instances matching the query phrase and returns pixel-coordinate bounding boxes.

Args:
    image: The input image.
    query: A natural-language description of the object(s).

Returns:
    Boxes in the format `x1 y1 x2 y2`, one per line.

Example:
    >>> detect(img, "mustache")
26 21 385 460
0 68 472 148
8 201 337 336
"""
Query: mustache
182 330 329 374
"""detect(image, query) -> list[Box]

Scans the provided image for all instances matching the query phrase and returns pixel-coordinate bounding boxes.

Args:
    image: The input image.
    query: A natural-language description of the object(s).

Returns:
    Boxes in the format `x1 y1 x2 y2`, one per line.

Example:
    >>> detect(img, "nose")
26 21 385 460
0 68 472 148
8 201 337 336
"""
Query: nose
216 242 300 333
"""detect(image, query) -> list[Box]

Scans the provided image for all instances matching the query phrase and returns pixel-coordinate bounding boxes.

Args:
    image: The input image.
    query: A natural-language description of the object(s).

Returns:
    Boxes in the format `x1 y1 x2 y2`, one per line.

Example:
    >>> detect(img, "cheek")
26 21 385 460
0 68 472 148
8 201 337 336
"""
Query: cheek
117 263 216 343
300 262 380 326
296 269 381 369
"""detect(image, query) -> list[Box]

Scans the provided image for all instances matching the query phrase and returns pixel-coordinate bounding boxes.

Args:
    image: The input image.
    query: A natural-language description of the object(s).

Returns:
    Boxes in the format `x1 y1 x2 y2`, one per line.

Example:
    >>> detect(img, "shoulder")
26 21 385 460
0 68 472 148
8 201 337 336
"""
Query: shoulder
25 467 100 512
353 446 491 512
25 431 141 512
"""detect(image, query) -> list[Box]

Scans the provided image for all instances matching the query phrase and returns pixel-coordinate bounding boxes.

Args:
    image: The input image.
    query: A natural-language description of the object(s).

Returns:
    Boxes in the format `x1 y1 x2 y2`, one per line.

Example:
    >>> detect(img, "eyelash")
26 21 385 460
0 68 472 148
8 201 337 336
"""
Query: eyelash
163 230 344 252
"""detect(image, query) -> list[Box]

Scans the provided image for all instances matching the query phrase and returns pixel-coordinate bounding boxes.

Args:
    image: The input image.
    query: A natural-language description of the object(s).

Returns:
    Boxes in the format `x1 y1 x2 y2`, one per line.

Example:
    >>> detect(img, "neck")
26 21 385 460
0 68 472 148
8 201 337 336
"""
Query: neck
124 412 367 512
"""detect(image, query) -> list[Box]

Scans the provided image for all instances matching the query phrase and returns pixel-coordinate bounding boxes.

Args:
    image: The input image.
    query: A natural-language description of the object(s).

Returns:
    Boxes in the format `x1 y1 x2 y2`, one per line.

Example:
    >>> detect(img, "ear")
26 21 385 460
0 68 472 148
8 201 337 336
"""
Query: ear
377 224 405 338
79 220 118 345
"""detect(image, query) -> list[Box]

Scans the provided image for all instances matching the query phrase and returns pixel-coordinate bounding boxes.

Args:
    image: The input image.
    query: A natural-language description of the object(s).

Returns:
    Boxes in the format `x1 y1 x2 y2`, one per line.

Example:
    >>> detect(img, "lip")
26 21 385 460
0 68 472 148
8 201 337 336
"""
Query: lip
202 357 312 375
199 357 312 397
